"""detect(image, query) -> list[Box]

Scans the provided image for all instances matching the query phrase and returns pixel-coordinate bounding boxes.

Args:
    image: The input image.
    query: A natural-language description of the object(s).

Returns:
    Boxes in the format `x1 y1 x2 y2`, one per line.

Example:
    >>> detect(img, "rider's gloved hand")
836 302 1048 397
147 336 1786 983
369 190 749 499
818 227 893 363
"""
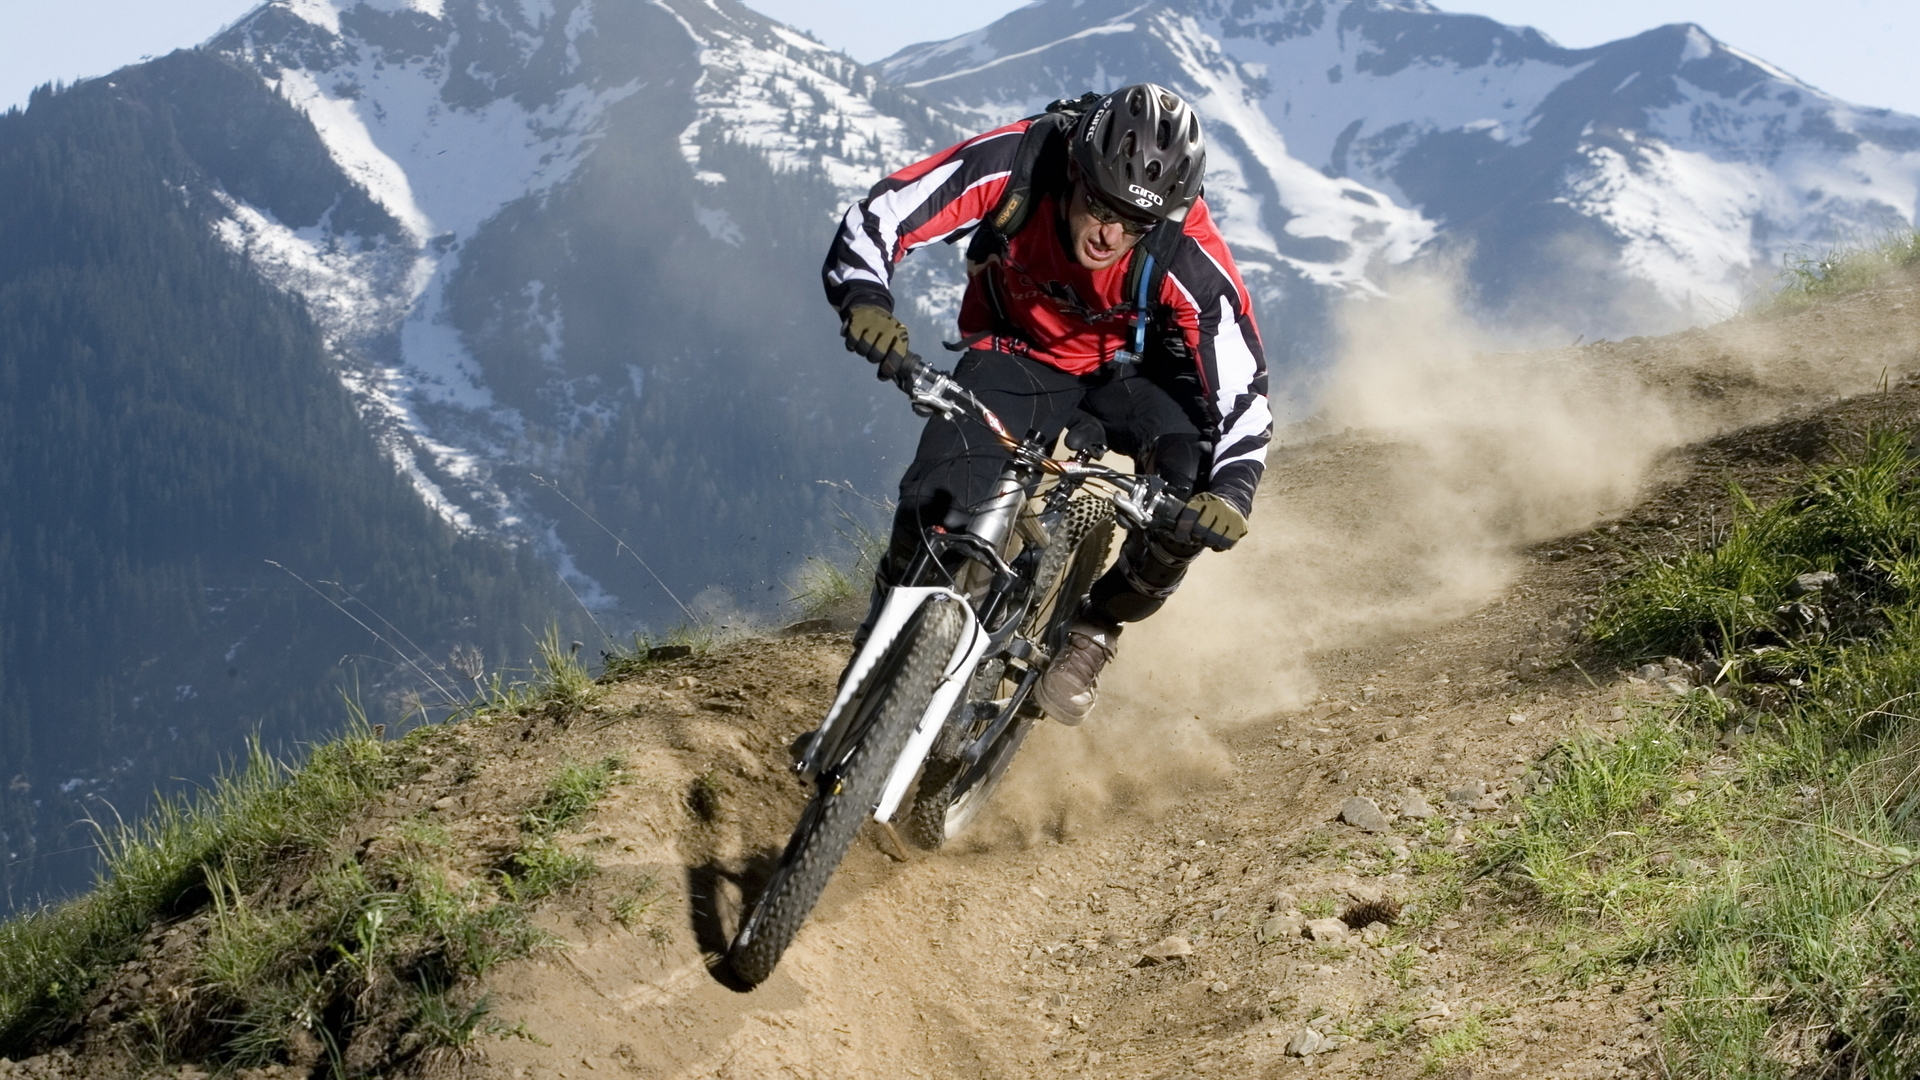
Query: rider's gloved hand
1176 492 1248 551
842 304 911 381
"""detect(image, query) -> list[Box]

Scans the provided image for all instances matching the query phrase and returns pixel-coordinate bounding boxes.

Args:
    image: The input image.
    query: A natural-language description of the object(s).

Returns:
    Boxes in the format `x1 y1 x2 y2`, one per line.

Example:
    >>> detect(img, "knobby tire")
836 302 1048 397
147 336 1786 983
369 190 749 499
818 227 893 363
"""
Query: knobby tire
726 597 965 985
905 496 1115 849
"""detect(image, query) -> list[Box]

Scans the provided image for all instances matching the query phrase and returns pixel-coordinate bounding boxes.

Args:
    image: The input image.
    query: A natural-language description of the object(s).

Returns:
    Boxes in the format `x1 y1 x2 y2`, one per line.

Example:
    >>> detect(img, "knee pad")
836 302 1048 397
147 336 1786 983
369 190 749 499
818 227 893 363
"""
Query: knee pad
1086 532 1204 624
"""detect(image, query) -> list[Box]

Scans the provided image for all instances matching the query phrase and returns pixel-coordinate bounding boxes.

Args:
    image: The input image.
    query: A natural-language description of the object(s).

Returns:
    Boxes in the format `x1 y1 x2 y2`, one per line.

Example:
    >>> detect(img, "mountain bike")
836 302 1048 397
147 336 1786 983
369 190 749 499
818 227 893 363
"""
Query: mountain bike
725 353 1185 986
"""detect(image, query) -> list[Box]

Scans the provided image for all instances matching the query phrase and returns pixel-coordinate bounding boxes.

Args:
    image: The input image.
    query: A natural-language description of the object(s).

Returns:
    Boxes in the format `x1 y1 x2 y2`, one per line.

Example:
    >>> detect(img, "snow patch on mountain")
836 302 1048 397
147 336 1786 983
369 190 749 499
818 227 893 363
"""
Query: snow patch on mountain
675 16 931 199
214 0 641 536
883 0 1920 332
1557 142 1762 317
1158 10 1432 290
899 13 1150 91
280 0 343 34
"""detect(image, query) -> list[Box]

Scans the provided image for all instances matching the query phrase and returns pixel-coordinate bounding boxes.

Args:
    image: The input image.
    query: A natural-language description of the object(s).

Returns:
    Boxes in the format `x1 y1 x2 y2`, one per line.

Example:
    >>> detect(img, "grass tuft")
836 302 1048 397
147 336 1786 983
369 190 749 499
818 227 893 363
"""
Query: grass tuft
520 756 625 836
1502 427 1920 1075
0 722 394 1055
0 675 630 1069
1421 1009 1496 1074
1589 430 1920 664
1765 230 1920 310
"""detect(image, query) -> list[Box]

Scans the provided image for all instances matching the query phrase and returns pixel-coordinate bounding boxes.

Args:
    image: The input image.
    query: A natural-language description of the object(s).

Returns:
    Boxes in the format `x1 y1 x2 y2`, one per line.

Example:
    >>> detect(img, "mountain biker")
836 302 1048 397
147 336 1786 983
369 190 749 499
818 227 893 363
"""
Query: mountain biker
823 83 1271 724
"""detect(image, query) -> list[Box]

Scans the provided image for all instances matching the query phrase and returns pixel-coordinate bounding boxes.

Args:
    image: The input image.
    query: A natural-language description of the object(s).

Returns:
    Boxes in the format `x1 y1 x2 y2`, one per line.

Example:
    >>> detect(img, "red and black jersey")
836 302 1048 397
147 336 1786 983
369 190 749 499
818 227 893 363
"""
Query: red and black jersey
824 120 1272 516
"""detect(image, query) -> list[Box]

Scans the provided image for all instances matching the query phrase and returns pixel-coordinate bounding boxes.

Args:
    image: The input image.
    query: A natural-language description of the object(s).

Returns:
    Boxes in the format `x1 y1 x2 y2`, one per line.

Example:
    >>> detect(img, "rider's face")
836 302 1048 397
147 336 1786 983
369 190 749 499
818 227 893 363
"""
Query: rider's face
1065 179 1147 271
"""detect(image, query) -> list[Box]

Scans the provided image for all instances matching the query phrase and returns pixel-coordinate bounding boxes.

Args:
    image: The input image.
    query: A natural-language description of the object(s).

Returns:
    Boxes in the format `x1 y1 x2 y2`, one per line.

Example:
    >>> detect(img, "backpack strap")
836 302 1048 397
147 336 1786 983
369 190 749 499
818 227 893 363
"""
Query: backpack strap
1116 214 1189 360
964 92 1098 267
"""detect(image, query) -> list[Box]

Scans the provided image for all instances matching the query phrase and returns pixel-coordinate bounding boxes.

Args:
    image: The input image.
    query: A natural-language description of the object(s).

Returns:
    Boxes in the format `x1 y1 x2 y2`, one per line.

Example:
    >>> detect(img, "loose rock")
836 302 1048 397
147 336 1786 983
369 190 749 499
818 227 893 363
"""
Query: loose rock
1447 780 1486 804
1789 571 1840 597
1286 1028 1326 1056
1399 790 1436 819
1338 796 1392 833
1141 935 1193 962
1306 918 1350 943
1260 914 1304 943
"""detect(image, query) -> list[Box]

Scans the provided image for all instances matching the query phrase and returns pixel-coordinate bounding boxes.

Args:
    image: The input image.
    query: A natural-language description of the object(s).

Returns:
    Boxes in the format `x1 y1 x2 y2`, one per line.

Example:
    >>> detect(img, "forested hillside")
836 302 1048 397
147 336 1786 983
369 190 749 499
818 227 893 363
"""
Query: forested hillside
0 54 572 907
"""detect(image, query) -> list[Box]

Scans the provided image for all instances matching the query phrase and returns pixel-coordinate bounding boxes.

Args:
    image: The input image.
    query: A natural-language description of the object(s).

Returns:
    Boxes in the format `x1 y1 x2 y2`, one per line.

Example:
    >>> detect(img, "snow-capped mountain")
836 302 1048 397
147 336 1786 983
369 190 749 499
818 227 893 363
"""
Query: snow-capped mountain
883 0 1920 336
196 0 965 620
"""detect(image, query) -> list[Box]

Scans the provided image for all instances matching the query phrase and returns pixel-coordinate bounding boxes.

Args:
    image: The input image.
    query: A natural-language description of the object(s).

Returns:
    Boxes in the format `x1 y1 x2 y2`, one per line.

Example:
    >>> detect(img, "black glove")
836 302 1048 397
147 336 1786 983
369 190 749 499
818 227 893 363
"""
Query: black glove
1175 492 1248 551
842 304 911 381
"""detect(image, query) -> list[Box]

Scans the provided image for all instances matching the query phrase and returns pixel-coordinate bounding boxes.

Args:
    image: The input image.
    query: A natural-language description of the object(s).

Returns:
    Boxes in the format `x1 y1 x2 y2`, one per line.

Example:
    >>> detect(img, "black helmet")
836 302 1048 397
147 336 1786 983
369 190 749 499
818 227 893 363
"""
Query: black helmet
1070 83 1206 223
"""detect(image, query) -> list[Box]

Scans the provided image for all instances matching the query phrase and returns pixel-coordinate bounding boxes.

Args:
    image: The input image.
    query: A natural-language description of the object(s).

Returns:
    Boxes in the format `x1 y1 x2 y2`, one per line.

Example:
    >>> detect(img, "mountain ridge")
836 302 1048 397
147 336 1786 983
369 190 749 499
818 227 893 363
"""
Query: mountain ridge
882 0 1920 335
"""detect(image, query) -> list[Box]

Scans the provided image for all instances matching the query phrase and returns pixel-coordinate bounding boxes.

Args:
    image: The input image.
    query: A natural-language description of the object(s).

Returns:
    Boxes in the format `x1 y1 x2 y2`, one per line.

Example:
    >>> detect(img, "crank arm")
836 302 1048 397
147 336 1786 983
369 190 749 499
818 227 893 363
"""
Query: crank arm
961 665 1041 767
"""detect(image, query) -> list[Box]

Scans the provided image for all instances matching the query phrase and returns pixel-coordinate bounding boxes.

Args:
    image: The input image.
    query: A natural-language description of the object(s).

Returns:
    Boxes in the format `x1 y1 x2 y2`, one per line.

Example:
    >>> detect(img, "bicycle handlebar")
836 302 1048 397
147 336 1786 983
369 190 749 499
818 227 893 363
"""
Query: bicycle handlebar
890 352 1186 536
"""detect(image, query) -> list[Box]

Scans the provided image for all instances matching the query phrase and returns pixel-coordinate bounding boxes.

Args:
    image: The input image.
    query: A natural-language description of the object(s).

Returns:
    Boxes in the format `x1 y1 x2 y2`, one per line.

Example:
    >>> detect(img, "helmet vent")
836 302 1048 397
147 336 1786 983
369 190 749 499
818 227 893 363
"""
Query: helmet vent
1069 83 1207 220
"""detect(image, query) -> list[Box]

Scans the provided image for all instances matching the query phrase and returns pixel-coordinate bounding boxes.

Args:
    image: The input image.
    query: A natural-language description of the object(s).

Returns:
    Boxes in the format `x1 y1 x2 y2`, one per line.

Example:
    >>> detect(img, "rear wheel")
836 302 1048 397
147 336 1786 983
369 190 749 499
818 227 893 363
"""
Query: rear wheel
726 597 964 985
904 497 1115 849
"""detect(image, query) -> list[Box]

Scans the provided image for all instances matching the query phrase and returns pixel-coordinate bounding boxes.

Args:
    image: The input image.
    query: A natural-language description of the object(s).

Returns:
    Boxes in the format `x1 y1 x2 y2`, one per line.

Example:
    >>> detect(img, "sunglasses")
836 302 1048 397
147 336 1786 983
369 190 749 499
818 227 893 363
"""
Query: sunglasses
1080 186 1157 236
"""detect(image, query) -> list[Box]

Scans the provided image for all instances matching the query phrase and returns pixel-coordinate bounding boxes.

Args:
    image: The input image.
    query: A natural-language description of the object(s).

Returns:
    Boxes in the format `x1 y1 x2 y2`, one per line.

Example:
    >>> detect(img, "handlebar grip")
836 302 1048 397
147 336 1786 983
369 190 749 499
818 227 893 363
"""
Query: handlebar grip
1150 491 1186 535
889 351 926 391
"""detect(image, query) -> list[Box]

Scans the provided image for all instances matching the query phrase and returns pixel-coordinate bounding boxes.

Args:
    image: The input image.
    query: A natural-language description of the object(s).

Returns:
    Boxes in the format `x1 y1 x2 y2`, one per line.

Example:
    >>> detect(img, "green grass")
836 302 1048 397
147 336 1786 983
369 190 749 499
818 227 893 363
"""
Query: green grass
1421 1009 1496 1074
1764 230 1920 311
533 624 598 713
520 756 625 836
1589 430 1920 663
140 750 624 1068
610 877 661 931
0 638 629 1071
787 486 889 621
0 723 396 1054
598 623 721 679
1493 430 1920 1076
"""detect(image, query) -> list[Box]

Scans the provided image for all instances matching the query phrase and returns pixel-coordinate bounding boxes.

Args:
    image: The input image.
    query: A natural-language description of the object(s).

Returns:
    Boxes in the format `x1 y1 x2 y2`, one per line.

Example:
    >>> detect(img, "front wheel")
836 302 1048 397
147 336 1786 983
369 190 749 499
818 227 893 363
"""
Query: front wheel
726 597 964 986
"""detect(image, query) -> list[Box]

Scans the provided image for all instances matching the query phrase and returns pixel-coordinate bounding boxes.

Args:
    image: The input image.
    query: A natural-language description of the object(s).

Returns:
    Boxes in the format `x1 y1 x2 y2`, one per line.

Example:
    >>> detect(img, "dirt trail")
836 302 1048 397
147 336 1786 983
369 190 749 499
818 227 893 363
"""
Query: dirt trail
459 278 1920 1079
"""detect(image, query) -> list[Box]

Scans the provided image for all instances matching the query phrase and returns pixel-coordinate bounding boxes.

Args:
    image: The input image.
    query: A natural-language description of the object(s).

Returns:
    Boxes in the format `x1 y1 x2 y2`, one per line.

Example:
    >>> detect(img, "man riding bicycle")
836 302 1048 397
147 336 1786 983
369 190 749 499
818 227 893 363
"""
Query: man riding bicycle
824 83 1271 724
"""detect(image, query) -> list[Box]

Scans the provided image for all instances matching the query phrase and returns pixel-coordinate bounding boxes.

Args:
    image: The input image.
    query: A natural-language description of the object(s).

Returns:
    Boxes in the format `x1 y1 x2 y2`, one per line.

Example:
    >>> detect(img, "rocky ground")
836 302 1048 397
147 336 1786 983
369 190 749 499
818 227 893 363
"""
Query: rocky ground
7 274 1920 1079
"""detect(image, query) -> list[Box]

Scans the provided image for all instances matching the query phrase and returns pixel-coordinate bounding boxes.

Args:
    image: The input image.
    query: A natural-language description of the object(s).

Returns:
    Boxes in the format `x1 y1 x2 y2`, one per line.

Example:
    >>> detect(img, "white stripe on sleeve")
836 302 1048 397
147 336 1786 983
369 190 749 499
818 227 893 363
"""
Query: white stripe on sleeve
1210 296 1270 473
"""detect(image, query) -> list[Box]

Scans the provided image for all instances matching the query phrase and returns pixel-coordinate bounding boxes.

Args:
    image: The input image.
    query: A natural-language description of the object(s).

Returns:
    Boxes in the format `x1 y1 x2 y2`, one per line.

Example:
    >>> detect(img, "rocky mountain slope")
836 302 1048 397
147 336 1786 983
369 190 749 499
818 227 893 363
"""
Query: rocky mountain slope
885 0 1920 344
198 0 960 621
0 56 574 907
5 265 1918 1077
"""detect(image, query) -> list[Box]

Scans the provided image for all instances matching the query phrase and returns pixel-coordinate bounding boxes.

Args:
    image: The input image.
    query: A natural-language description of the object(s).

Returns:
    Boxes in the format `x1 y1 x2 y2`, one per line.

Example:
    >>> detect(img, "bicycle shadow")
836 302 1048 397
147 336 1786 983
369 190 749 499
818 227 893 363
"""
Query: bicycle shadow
688 849 782 993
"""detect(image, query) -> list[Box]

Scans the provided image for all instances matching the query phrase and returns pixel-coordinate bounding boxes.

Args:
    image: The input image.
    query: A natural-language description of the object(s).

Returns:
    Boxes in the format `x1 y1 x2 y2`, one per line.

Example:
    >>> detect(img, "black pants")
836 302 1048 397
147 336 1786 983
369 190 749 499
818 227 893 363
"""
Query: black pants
882 349 1209 628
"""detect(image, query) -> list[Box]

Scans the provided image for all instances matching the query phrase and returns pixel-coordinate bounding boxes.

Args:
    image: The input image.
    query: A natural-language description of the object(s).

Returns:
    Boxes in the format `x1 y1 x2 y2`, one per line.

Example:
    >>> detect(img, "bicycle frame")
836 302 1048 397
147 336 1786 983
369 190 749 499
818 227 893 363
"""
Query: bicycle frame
792 356 1184 825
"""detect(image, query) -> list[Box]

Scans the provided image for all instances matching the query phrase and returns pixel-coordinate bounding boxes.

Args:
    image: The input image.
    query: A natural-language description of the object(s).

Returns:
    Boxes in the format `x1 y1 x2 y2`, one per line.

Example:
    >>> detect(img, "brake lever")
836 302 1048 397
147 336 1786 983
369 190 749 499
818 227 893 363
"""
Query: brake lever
890 354 948 418
1111 475 1167 533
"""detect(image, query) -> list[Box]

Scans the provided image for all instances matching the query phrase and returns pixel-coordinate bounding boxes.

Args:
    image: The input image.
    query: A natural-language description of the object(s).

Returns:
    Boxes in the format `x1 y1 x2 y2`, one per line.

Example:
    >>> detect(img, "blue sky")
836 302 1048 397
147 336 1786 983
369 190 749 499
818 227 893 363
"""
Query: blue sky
3 1 1914 117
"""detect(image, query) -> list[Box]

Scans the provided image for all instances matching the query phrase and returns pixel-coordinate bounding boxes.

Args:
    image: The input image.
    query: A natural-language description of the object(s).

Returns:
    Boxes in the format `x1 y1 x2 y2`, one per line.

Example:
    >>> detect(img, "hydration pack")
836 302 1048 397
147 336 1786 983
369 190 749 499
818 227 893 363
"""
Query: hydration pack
963 93 1192 360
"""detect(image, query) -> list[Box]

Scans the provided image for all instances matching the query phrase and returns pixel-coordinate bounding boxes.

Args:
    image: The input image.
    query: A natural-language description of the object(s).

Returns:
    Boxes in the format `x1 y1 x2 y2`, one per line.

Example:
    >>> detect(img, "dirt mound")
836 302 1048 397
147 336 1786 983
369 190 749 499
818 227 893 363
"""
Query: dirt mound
7 272 1920 1079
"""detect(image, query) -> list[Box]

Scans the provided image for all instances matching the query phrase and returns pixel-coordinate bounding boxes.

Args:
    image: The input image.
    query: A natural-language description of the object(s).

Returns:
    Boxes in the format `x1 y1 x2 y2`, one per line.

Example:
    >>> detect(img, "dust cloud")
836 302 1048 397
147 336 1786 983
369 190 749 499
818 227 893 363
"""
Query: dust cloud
978 266 1891 843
